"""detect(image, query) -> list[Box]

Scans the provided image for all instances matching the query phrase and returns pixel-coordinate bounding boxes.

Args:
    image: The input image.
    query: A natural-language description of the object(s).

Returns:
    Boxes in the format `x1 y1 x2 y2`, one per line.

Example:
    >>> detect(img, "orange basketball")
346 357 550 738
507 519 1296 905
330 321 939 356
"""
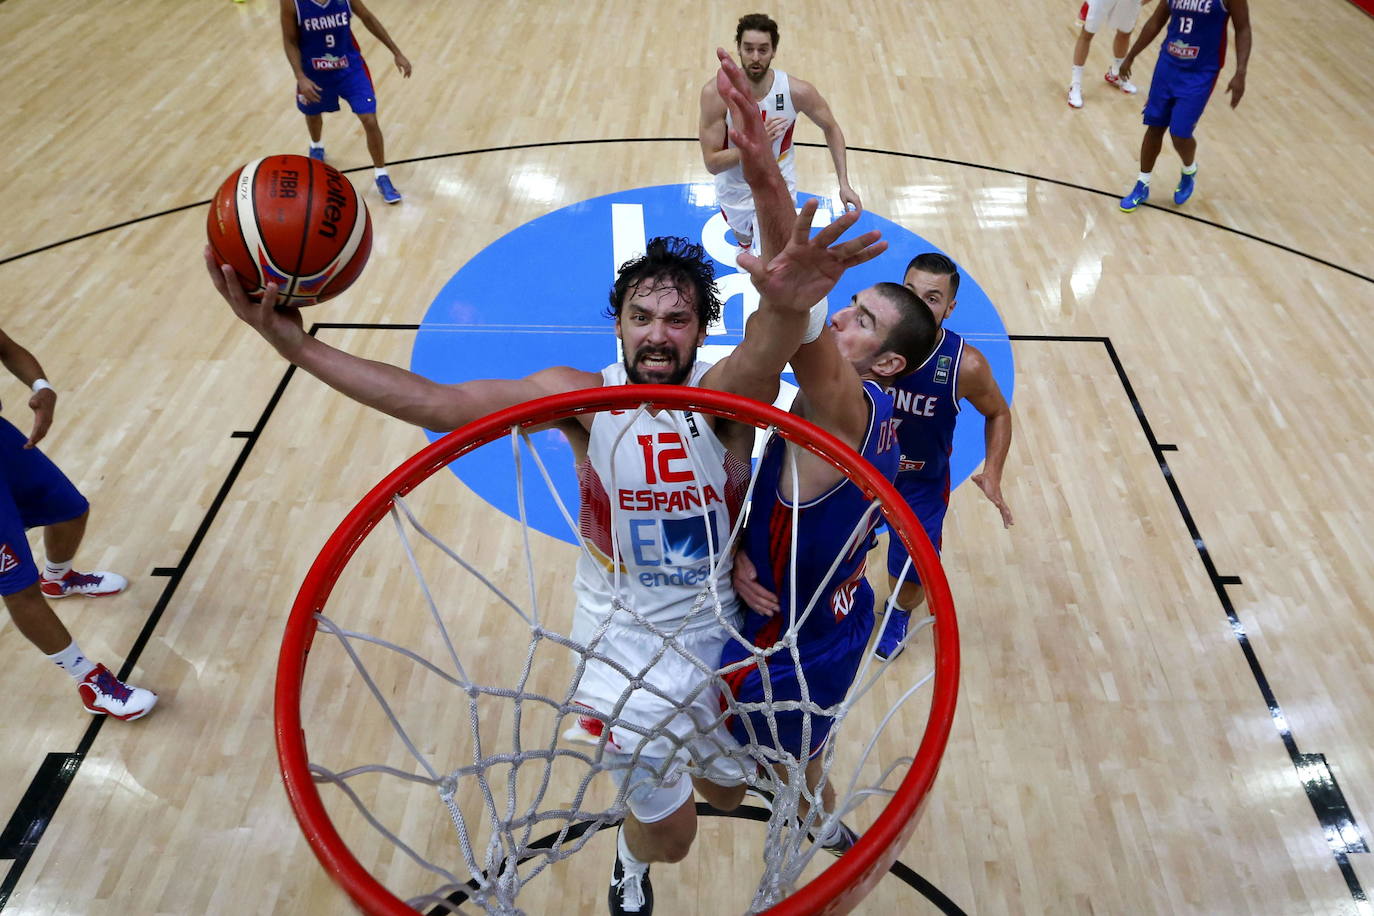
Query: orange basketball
207 154 372 307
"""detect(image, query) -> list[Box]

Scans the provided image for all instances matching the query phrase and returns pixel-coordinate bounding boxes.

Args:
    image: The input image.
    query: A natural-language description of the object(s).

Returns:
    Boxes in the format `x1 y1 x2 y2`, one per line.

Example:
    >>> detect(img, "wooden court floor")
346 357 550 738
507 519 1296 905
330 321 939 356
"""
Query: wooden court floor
1 0 1372 913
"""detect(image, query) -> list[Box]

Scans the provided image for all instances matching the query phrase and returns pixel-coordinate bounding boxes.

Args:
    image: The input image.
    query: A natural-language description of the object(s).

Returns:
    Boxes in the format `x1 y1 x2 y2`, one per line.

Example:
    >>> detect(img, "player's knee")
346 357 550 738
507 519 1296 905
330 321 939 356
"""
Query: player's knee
695 777 745 812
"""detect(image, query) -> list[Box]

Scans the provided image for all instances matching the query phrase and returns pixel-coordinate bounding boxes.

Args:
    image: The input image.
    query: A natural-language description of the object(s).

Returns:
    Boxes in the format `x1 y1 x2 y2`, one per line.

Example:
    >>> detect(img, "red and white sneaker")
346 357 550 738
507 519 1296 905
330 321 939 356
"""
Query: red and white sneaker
78 665 158 721
1105 70 1138 94
40 569 128 599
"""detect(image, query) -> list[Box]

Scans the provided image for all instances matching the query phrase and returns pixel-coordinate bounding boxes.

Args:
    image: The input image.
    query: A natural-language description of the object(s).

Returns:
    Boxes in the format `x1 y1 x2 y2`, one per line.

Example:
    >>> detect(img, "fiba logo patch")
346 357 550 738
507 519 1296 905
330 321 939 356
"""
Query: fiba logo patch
411 183 1014 544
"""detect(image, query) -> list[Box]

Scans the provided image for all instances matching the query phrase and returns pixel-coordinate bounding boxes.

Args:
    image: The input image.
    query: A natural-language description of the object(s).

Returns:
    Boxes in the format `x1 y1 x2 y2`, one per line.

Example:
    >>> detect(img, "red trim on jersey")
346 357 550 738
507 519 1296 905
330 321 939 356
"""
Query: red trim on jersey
766 501 794 596
577 459 616 559
778 122 795 156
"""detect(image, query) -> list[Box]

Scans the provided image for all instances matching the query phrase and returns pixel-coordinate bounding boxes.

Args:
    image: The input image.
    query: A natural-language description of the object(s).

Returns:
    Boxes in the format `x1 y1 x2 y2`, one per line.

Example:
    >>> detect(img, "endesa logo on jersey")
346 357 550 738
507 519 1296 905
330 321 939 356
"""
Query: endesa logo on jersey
411 183 1013 545
628 513 725 588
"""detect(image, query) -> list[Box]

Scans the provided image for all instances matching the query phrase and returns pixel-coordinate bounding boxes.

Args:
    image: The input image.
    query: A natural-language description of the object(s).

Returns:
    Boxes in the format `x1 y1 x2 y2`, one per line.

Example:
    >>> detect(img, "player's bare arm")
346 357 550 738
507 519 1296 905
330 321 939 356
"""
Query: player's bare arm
206 248 595 433
350 0 412 77
700 51 884 403
0 328 56 448
1119 0 1172 81
791 78 861 212
959 344 1014 528
697 81 741 176
1227 0 1251 108
278 0 321 101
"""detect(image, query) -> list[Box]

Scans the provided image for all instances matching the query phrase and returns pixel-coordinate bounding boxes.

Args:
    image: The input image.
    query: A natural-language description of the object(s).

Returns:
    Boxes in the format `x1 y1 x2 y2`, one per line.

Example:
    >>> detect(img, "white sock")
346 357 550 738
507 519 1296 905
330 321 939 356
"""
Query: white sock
1071 65 1084 86
1138 171 1152 185
617 826 648 873
374 167 389 181
1182 162 1198 175
309 140 324 150
1111 57 1125 75
43 559 72 581
47 640 96 681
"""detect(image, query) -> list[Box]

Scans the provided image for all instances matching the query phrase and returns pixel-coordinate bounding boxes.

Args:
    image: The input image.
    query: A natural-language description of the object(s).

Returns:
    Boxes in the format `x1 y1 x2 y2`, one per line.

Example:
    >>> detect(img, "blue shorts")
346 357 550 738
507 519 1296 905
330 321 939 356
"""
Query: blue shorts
885 472 949 583
296 58 377 116
0 418 88 596
721 600 875 759
1142 60 1220 139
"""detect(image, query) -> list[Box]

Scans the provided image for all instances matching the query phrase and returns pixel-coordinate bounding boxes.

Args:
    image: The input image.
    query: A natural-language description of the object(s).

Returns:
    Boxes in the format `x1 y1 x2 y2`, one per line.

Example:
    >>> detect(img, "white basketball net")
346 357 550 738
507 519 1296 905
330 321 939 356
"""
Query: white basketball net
294 401 940 915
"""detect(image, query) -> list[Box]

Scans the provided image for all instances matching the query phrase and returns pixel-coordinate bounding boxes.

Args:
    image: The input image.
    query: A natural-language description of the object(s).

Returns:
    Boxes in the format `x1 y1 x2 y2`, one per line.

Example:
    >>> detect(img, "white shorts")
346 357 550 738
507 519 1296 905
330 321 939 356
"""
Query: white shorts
567 611 738 758
713 154 798 245
1084 0 1142 34
565 613 750 823
601 724 748 823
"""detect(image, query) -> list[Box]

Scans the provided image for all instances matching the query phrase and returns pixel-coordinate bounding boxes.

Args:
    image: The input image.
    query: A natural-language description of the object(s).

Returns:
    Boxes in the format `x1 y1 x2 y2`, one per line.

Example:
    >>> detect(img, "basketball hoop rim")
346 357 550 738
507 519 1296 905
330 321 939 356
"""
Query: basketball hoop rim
275 384 959 916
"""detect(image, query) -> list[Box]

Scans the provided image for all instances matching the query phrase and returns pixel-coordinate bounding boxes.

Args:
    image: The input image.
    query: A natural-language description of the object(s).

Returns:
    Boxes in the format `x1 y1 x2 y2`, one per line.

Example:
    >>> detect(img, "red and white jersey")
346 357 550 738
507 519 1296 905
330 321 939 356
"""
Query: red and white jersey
717 69 799 193
572 361 750 634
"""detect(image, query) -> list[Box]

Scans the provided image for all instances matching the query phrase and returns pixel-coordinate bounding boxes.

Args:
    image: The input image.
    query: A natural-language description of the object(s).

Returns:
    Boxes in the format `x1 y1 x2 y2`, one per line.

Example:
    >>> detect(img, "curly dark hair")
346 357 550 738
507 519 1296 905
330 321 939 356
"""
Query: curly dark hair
605 236 722 329
736 13 779 48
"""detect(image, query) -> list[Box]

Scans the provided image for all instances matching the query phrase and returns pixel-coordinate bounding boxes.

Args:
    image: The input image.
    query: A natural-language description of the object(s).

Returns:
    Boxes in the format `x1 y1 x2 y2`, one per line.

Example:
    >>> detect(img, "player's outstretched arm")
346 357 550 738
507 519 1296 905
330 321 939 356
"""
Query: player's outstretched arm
715 49 793 263
960 345 1014 528
0 328 56 448
1119 0 1171 80
205 249 588 431
702 201 884 405
350 0 412 76
793 79 861 212
278 0 321 102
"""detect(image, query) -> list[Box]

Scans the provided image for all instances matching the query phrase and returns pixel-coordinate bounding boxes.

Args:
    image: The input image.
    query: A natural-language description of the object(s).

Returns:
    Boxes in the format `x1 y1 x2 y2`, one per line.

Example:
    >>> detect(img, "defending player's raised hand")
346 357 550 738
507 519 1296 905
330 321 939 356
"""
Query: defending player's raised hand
737 199 886 312
24 386 55 449
731 549 781 617
973 471 1015 529
204 246 305 355
716 49 779 192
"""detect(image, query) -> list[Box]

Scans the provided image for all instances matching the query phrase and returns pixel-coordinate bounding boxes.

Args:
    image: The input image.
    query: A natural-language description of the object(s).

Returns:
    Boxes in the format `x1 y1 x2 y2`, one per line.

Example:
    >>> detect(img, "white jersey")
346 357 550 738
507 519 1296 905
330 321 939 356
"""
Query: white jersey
568 361 751 756
715 68 799 195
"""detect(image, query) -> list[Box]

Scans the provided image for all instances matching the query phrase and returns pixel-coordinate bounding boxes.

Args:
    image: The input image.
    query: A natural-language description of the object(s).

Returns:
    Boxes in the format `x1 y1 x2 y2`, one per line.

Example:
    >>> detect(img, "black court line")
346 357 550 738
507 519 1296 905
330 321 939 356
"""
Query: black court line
0 319 966 912
1012 333 1369 903
0 344 309 907
422 805 967 916
2 139 1371 286
0 143 1366 906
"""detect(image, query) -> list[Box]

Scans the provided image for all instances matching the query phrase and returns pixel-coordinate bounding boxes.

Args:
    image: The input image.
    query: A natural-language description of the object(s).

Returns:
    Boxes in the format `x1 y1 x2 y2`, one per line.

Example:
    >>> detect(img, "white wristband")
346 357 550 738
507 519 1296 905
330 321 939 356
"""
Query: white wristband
31 378 54 395
801 299 830 345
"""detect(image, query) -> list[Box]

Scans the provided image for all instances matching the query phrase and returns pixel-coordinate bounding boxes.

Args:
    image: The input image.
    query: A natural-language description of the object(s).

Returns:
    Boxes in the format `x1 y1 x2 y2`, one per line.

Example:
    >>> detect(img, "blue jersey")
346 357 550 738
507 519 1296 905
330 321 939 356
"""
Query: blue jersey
1160 0 1230 72
720 382 899 757
294 0 362 75
740 381 897 642
885 328 964 484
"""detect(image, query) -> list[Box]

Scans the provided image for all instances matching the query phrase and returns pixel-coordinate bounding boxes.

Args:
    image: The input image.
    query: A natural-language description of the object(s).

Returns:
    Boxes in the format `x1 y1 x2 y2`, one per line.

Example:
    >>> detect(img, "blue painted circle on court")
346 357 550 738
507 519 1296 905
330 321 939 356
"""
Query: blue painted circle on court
410 183 1014 544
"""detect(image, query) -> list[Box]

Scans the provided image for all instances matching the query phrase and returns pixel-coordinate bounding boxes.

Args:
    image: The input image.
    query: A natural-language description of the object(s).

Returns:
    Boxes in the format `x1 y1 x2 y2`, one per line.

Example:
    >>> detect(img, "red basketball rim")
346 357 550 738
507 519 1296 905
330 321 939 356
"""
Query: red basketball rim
275 384 960 916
